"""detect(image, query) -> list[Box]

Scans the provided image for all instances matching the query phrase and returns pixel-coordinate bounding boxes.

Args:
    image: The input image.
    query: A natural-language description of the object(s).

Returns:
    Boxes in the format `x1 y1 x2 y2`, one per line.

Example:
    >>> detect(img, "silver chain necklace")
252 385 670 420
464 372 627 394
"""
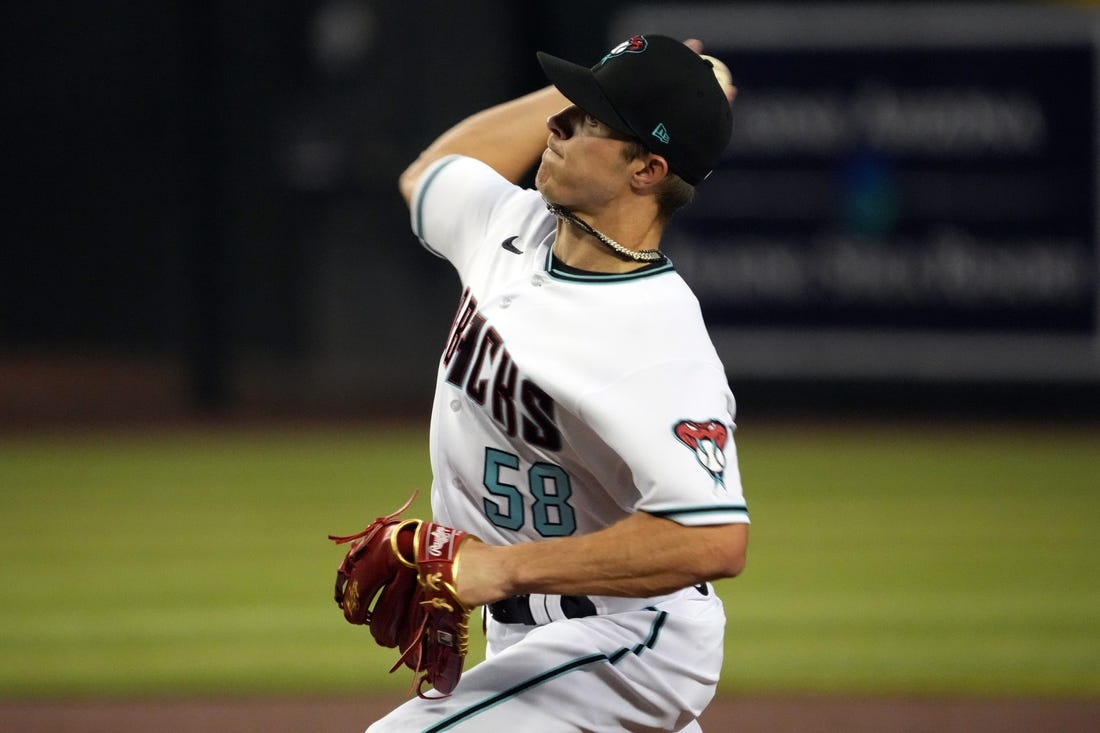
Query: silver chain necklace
545 201 664 262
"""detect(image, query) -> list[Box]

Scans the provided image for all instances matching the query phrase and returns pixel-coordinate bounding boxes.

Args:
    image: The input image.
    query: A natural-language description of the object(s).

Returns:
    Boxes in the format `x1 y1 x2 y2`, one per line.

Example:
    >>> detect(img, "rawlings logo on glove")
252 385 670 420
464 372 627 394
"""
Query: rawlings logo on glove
428 524 454 556
328 492 475 697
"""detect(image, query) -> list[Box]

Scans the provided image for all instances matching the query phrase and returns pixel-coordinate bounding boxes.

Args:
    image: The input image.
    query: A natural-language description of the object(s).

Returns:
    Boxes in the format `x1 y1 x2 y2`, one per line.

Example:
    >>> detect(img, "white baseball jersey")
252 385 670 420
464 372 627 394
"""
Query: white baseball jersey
369 154 749 732
414 155 749 544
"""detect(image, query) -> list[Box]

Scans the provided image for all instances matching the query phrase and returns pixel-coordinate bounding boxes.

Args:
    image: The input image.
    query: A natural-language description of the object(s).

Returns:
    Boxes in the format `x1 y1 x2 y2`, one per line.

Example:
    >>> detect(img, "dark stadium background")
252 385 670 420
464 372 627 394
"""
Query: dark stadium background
4 0 1098 427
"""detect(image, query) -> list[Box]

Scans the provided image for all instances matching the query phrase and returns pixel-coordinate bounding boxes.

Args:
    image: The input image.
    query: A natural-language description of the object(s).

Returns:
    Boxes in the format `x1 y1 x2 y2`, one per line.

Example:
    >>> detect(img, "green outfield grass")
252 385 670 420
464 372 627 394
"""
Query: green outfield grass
1 421 1097 700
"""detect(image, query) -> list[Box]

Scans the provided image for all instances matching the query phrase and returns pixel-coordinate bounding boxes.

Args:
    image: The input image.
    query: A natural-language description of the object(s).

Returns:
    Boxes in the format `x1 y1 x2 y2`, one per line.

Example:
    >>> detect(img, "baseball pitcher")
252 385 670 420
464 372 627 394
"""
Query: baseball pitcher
330 34 749 732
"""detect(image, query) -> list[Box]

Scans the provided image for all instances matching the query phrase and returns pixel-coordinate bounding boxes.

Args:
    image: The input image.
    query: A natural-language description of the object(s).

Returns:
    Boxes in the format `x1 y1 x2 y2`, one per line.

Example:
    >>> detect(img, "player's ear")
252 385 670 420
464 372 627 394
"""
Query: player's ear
631 153 670 193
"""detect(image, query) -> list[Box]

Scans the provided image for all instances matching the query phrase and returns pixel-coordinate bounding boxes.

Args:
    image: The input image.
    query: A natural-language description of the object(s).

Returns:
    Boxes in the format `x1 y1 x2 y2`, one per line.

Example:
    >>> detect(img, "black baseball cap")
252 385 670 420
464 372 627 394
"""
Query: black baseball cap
537 34 733 185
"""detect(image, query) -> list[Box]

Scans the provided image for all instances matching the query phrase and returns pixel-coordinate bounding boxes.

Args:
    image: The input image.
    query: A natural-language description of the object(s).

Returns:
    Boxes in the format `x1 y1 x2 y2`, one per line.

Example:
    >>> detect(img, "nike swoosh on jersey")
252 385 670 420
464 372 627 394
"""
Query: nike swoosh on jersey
501 236 523 254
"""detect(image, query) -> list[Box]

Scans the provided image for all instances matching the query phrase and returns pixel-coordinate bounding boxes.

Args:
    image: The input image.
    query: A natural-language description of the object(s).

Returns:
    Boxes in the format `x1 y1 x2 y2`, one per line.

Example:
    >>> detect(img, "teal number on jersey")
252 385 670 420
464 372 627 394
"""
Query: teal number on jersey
529 462 575 536
483 448 524 530
482 448 577 537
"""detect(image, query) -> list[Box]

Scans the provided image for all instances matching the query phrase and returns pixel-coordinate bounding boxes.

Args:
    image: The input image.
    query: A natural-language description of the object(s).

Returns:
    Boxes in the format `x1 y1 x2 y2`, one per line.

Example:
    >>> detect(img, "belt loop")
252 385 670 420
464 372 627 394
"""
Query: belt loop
528 593 553 625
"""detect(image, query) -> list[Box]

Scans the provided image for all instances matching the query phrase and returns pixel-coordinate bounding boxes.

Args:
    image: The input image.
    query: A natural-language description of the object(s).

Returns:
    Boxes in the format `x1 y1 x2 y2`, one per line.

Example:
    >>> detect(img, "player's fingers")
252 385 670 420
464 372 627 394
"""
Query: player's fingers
699 53 737 103
683 38 704 53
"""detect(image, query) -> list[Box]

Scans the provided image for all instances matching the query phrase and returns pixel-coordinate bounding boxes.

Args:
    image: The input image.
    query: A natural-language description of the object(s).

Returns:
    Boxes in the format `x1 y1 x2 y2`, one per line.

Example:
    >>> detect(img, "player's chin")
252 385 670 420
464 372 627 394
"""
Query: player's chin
535 164 575 209
534 163 553 195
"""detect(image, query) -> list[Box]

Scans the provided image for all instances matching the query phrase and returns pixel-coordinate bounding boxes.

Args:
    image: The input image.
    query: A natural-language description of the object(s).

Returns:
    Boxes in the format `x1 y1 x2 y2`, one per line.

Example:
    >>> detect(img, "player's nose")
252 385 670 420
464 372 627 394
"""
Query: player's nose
546 105 578 139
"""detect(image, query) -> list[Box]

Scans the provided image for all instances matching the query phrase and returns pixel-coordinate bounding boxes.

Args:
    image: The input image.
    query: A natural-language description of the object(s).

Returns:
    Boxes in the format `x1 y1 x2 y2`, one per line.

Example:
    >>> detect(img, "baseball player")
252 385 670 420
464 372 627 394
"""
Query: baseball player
372 34 749 731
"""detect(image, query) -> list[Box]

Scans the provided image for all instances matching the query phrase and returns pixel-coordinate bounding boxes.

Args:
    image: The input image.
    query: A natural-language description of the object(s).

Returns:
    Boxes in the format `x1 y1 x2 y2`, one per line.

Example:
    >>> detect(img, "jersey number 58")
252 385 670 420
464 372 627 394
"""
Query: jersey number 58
483 448 576 537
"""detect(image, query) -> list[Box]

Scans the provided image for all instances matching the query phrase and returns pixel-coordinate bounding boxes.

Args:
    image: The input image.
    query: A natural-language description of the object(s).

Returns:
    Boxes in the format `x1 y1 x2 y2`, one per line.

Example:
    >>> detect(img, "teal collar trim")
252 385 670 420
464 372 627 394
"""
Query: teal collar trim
544 248 675 283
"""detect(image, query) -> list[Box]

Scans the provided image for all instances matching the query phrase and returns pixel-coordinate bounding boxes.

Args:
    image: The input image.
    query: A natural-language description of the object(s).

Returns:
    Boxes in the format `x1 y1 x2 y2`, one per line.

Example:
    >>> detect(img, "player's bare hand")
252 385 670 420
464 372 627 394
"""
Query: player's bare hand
454 538 511 608
684 38 737 104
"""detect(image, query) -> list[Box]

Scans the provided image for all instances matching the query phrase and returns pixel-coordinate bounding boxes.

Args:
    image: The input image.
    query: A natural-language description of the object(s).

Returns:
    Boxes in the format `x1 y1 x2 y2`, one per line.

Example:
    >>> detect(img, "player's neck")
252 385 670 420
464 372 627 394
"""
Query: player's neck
551 210 664 273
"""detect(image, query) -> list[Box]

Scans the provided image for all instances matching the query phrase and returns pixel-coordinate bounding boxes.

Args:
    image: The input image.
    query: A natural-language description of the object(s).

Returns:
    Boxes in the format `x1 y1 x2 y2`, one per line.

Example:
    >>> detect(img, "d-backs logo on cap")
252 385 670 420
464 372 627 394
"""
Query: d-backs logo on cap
599 35 647 66
673 419 729 485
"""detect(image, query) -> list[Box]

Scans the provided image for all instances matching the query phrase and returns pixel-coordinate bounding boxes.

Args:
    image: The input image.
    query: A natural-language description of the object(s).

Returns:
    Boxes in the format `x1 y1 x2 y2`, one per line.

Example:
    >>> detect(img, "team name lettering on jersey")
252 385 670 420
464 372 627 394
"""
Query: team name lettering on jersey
442 288 562 451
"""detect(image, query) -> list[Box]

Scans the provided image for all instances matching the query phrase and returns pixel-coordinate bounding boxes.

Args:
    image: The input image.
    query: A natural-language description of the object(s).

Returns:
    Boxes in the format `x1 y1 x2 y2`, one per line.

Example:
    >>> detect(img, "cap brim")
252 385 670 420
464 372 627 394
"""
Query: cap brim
536 51 635 139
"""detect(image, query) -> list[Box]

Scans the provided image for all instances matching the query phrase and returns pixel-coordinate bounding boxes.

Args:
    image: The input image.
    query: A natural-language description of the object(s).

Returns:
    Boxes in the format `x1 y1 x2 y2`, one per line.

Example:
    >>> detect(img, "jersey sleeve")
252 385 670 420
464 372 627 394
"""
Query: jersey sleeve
409 154 538 280
578 360 750 527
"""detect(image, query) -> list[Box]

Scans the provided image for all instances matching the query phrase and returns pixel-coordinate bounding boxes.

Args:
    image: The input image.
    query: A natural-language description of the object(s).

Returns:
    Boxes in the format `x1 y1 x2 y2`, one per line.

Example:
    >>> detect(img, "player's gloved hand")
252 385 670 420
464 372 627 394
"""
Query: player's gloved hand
329 492 476 697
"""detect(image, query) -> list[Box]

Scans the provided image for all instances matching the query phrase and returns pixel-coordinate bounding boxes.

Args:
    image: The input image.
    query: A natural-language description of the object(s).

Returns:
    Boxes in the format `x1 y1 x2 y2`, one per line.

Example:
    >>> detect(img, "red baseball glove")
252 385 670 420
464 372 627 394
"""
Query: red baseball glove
328 493 474 697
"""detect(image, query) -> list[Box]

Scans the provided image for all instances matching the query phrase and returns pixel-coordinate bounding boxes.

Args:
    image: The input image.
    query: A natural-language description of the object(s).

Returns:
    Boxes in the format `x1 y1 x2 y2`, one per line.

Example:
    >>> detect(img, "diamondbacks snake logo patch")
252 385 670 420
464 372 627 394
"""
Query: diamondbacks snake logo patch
600 35 647 65
673 419 729 485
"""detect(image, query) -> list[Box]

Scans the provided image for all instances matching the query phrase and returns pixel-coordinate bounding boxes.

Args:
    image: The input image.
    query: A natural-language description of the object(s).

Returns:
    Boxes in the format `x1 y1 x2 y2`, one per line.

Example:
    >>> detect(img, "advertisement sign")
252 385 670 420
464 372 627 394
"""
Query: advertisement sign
612 4 1100 380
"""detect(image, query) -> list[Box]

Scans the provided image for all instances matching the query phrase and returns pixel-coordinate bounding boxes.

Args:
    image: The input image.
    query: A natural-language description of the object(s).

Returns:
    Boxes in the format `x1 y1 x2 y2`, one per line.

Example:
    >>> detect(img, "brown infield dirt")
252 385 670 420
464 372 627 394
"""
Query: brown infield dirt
2 695 1098 732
